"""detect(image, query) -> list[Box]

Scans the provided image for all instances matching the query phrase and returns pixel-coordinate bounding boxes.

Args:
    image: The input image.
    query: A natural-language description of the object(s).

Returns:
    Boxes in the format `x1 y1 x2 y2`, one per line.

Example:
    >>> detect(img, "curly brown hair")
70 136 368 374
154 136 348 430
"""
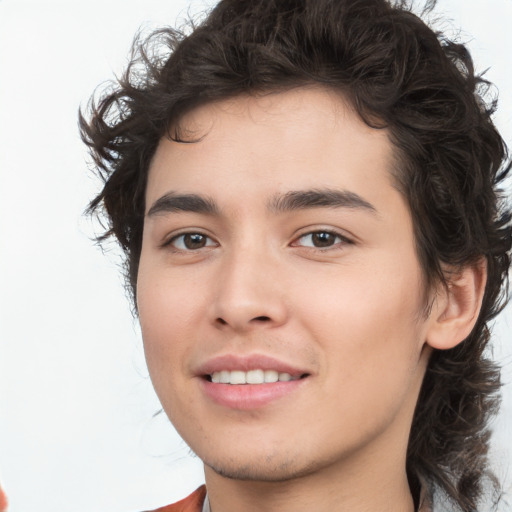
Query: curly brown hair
80 0 511 509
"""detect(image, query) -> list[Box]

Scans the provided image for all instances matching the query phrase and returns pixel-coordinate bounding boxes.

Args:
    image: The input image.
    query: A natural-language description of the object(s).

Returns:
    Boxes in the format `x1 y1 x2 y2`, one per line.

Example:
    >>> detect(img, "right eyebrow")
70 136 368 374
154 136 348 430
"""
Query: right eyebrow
268 188 378 215
147 192 219 217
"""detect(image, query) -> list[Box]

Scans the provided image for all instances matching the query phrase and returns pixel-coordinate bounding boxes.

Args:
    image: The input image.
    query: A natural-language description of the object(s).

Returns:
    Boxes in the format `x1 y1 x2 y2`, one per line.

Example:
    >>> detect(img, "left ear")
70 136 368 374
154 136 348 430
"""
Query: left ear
426 259 487 350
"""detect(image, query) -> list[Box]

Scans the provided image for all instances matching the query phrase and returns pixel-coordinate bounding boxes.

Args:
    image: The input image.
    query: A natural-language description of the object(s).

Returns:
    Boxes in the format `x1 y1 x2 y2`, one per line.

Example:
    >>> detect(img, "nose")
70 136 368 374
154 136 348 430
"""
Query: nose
209 248 289 332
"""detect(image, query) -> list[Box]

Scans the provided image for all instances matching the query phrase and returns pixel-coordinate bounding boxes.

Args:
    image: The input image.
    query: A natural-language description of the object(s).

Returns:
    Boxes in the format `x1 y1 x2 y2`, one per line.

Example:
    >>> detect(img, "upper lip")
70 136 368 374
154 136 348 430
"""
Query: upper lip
196 353 310 378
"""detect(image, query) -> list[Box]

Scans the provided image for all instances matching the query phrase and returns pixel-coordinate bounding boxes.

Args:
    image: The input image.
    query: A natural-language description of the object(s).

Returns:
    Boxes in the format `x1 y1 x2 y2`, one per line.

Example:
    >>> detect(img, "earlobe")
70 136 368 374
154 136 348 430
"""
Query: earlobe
426 259 487 350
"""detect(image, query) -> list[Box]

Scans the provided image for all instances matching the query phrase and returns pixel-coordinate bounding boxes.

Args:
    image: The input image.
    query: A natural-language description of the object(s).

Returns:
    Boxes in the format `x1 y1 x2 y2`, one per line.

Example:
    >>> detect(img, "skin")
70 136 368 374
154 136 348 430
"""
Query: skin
137 87 482 512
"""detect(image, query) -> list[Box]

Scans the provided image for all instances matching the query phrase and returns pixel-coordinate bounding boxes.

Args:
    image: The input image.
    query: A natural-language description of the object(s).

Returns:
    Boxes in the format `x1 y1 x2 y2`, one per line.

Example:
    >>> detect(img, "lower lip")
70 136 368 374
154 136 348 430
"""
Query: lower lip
200 378 306 410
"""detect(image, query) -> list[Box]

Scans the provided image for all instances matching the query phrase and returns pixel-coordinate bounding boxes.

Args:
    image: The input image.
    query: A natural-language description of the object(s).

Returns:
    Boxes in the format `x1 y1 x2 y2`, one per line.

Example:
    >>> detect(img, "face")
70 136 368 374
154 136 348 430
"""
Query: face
137 88 434 482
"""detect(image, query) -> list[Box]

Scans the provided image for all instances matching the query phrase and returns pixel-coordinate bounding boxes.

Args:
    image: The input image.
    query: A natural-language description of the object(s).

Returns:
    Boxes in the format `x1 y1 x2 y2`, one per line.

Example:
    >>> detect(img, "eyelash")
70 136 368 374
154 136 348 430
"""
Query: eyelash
164 232 217 251
163 229 352 252
291 230 353 250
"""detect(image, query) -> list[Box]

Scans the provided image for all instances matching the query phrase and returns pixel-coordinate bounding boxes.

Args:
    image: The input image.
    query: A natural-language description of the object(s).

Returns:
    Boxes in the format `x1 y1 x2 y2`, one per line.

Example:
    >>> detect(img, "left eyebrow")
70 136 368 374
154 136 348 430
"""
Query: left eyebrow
147 192 219 217
268 189 378 215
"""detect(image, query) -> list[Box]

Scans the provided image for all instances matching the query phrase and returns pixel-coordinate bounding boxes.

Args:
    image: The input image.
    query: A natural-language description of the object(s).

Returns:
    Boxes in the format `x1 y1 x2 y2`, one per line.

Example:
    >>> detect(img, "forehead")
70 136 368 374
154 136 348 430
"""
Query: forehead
146 87 398 212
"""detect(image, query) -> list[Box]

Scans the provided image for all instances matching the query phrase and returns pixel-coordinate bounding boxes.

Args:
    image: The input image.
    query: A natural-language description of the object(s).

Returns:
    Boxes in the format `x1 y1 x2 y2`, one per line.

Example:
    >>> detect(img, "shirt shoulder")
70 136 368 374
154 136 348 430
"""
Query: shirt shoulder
143 486 207 512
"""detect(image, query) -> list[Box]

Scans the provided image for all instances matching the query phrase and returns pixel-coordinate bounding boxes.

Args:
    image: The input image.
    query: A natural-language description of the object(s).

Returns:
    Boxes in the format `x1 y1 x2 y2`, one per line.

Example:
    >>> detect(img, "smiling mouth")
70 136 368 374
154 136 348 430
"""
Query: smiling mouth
206 369 309 384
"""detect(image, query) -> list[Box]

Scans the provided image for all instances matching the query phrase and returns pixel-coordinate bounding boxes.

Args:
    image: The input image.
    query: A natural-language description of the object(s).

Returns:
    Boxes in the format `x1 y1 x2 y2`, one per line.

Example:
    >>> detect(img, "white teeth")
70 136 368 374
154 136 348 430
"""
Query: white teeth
264 370 279 382
210 369 299 384
246 369 264 384
230 370 246 385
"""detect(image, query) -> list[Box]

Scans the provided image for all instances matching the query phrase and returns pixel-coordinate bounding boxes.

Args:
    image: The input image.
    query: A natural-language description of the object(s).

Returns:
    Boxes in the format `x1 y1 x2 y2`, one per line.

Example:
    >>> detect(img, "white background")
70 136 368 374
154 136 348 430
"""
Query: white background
0 1 511 511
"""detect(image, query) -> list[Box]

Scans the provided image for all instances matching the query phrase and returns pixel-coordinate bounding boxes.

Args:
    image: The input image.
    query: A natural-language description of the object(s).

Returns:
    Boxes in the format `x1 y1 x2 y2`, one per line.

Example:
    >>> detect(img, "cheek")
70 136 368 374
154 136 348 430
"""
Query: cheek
298 256 425 388
137 265 202 389
137 283 204 429
301 279 424 444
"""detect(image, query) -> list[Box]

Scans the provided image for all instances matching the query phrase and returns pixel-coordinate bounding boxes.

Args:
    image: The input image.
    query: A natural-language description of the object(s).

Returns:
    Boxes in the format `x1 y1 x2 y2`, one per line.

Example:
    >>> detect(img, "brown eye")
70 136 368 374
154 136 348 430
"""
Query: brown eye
169 233 216 251
296 231 343 248
311 232 338 247
183 233 207 249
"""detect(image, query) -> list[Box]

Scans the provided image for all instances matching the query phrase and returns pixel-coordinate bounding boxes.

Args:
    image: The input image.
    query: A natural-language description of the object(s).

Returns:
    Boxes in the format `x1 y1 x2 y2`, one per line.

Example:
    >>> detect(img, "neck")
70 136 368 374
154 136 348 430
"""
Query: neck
204 436 416 512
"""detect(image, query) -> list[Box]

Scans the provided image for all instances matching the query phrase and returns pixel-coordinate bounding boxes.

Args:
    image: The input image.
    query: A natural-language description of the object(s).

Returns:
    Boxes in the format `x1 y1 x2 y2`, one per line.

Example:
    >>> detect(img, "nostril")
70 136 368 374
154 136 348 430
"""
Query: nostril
214 315 273 328
253 316 271 322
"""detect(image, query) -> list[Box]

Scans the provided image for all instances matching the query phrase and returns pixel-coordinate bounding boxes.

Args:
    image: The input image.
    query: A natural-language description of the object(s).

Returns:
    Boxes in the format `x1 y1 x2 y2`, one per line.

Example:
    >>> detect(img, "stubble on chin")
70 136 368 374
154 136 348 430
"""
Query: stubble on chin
203 452 329 483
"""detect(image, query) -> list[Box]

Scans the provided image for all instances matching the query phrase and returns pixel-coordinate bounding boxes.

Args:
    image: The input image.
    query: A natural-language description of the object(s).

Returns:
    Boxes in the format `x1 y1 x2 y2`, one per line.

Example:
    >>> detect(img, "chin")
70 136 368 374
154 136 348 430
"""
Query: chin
202 451 326 483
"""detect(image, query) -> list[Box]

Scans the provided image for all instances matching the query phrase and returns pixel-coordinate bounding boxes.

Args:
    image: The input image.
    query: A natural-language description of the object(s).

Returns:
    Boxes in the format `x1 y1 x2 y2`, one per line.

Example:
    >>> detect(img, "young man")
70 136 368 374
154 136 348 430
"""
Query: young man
81 0 511 511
